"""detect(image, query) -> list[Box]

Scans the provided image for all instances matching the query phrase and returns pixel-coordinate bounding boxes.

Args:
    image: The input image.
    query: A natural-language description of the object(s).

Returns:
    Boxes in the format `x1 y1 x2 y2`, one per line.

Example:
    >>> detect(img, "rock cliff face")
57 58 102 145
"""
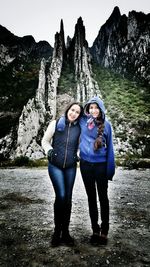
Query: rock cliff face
47 20 65 119
68 17 100 102
0 9 149 161
15 59 46 159
0 25 53 160
10 21 66 159
91 6 150 86
0 25 53 63
11 18 99 159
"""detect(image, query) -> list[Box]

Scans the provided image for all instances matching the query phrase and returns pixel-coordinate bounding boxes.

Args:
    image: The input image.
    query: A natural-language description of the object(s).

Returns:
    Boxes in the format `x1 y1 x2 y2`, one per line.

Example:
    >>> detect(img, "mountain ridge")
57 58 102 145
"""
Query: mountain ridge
0 7 149 163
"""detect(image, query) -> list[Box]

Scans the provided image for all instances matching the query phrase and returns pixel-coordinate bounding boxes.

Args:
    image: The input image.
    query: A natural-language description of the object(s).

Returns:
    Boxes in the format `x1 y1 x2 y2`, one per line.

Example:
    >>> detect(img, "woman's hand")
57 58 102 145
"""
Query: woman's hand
47 149 53 162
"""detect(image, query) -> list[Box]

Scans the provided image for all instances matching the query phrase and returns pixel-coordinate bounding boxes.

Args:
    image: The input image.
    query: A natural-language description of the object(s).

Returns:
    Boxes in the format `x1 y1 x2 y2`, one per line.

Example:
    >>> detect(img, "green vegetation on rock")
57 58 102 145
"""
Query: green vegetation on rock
0 59 39 112
93 64 150 160
93 65 150 124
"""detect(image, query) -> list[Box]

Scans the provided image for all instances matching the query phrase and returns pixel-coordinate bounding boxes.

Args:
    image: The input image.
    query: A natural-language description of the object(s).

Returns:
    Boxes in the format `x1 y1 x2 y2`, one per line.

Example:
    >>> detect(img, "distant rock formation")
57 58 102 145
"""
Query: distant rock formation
0 8 149 160
0 25 53 160
12 18 100 159
0 25 53 62
67 17 101 102
47 20 65 119
91 6 150 85
13 20 66 159
15 59 46 159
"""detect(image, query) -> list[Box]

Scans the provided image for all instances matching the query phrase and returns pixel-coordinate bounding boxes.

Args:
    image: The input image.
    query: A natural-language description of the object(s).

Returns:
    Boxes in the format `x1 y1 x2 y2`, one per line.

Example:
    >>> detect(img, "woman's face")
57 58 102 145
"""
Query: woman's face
89 103 100 118
67 104 81 122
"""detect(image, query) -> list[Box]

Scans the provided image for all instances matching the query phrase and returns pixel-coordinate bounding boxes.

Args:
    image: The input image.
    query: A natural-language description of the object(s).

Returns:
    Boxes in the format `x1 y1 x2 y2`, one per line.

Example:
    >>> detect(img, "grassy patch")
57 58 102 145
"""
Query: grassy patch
93 65 150 123
57 64 76 96
0 156 48 168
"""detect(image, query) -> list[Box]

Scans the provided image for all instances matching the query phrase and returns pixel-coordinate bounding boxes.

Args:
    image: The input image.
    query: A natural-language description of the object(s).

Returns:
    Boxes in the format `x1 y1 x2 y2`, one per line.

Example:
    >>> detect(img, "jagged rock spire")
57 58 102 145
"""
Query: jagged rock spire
69 17 101 102
15 59 46 159
74 17 87 47
108 6 121 23
47 19 65 119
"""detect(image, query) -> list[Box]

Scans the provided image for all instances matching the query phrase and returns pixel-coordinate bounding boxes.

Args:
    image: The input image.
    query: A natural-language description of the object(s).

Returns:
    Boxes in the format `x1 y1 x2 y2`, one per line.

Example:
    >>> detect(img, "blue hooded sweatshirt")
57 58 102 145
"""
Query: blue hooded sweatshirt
79 96 115 180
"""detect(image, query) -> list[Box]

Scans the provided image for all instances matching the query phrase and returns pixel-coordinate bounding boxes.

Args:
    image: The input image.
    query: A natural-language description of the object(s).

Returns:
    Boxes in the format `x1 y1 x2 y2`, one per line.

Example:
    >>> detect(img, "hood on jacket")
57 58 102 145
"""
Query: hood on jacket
84 96 106 120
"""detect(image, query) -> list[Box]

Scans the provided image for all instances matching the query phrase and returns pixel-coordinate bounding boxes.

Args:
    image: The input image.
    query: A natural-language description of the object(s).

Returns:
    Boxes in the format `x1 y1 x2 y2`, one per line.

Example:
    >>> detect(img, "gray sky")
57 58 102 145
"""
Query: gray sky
1 0 149 47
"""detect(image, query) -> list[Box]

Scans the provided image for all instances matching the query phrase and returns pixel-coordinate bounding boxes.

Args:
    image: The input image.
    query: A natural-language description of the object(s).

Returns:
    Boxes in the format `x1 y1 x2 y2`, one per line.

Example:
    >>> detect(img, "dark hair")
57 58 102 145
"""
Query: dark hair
94 116 104 150
84 103 91 114
86 102 104 150
64 102 84 120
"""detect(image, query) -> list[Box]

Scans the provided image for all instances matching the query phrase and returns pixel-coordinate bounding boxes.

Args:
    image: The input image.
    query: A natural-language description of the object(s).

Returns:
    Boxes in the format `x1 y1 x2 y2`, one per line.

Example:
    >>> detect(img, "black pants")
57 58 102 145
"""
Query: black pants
80 160 109 235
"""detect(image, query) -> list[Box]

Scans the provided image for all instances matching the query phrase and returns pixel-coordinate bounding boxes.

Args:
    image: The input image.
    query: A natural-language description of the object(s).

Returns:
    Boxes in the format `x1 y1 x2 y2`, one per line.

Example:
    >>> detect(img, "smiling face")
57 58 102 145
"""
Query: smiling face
67 104 81 122
89 103 100 118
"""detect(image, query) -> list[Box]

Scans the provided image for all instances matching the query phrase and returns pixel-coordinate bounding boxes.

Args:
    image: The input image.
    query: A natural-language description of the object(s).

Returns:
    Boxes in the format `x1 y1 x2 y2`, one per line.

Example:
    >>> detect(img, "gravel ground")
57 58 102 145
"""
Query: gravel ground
0 167 150 267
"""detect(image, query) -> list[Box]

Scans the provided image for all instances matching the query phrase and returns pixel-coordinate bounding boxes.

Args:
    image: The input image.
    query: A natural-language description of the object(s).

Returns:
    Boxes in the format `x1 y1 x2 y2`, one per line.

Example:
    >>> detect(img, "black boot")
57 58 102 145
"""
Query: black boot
61 201 74 246
51 200 63 247
61 230 74 246
51 230 61 247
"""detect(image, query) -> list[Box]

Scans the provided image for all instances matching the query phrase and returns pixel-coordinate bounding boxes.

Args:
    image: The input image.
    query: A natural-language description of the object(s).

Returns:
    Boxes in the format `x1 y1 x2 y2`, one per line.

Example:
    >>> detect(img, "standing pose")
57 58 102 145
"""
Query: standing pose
42 102 83 247
79 96 115 245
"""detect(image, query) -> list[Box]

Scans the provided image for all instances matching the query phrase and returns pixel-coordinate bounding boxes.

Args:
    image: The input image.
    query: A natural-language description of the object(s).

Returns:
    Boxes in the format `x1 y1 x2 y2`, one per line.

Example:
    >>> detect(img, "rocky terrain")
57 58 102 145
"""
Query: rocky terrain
0 167 150 267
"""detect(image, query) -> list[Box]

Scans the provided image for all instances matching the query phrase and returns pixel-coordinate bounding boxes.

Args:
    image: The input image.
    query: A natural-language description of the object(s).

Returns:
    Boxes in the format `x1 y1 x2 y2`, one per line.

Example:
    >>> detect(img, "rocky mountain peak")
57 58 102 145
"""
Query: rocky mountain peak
60 19 65 39
105 6 121 27
0 24 53 61
53 19 66 59
91 8 150 85
0 25 19 45
74 16 87 47
110 6 121 18
127 10 150 40
66 17 101 102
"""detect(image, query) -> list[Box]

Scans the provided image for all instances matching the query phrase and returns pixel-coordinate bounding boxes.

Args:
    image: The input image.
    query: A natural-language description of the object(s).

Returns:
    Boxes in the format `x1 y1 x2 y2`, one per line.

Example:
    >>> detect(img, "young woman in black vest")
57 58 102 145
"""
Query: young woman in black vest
42 102 83 247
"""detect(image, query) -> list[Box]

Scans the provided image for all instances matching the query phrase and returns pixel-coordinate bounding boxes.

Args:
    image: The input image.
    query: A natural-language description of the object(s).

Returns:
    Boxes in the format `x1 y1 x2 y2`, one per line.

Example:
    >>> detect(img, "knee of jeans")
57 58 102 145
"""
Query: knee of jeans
56 194 66 204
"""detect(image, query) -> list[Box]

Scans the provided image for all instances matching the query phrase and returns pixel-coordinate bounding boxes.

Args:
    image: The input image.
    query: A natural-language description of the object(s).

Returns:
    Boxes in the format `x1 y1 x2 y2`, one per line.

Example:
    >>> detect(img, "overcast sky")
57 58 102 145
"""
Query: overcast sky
1 0 149 47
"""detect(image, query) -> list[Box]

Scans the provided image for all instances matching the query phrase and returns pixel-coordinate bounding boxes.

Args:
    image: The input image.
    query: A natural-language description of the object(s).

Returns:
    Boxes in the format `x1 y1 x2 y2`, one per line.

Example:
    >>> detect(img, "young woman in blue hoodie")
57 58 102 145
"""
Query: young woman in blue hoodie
79 96 115 245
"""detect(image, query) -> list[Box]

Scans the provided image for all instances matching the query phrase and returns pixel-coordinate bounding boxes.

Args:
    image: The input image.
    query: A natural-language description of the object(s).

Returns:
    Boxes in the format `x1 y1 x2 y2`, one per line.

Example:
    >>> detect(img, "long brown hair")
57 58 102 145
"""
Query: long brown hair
94 116 104 150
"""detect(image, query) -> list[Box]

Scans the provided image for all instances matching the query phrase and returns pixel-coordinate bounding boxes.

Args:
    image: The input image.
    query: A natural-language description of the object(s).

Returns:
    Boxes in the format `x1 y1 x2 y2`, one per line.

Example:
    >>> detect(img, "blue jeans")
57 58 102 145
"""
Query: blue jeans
80 160 109 235
48 162 76 233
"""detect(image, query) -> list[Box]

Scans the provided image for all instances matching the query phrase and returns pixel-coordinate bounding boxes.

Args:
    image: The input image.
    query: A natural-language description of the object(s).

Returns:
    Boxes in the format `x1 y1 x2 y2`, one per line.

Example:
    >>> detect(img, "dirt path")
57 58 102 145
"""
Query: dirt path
0 167 150 267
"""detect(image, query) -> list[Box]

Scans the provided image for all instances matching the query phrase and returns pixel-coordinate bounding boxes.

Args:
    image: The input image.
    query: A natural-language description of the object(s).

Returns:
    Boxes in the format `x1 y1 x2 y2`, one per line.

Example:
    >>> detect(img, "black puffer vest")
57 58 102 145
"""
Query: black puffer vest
50 121 81 169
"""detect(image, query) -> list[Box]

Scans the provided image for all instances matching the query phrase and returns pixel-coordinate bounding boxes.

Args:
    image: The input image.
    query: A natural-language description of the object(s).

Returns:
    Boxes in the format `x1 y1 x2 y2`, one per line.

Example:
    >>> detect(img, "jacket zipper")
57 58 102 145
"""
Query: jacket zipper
63 122 71 168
